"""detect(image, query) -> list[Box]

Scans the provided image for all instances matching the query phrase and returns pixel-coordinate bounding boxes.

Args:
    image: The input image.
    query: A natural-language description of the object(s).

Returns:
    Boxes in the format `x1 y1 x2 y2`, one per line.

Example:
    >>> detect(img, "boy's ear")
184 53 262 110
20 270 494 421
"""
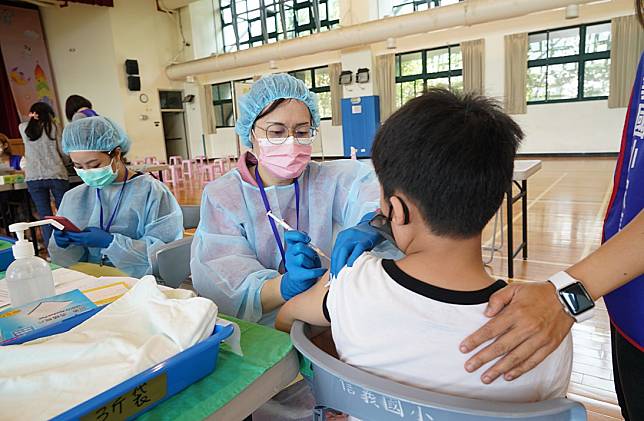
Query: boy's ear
390 196 407 226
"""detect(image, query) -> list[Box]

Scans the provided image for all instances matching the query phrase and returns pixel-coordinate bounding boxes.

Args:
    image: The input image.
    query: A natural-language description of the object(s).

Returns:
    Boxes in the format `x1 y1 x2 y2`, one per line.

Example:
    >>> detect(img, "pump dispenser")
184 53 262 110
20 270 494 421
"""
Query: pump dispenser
6 220 63 307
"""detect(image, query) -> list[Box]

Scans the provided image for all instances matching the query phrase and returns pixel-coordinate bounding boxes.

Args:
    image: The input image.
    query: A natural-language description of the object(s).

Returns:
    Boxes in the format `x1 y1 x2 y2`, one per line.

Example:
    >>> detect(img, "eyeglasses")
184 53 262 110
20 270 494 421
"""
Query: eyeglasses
368 211 396 244
254 123 318 145
367 197 410 244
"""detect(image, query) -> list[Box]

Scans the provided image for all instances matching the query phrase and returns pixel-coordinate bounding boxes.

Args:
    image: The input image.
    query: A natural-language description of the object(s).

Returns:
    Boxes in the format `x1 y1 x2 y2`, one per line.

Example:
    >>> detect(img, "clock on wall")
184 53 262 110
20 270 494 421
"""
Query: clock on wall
139 93 149 103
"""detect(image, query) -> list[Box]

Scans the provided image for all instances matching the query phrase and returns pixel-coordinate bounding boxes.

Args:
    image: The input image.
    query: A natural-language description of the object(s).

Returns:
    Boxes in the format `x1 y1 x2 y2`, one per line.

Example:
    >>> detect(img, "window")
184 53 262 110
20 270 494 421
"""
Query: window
219 0 340 53
159 91 183 110
212 82 235 128
385 0 461 17
395 45 462 108
527 21 611 103
289 66 332 119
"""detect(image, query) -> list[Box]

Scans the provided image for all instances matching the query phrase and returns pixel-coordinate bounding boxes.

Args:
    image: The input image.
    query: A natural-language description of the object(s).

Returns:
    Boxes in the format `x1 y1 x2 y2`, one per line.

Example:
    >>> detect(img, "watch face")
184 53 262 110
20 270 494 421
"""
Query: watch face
560 282 595 316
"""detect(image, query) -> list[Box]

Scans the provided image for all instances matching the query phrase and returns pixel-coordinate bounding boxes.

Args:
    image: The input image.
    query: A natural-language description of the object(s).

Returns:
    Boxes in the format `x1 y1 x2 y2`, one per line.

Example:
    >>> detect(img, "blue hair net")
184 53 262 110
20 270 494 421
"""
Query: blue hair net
62 116 131 154
235 73 320 148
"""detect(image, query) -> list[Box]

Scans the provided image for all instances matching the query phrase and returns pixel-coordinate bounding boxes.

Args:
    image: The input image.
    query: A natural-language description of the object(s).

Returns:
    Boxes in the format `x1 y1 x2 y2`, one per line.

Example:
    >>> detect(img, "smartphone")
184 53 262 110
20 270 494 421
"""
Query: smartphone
45 216 82 233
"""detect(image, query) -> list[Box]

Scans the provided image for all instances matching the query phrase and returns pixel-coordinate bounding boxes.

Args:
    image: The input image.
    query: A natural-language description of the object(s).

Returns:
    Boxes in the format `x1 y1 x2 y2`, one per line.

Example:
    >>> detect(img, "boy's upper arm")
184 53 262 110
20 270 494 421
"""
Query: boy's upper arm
277 273 331 331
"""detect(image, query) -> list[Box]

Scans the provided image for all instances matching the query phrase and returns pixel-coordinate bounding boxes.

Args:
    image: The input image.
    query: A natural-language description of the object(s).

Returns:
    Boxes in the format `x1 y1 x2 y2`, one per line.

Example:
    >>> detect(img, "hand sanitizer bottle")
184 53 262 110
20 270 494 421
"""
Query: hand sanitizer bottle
5 221 62 307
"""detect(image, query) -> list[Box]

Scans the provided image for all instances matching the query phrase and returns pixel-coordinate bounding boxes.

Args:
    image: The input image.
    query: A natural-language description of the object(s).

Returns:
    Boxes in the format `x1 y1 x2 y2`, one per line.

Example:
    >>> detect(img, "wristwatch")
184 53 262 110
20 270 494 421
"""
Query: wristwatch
548 271 595 323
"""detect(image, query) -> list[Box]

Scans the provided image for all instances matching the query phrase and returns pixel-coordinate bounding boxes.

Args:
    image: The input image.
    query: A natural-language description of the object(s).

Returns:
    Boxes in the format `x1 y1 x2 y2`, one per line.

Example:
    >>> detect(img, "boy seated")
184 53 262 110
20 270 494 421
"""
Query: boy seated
276 89 572 402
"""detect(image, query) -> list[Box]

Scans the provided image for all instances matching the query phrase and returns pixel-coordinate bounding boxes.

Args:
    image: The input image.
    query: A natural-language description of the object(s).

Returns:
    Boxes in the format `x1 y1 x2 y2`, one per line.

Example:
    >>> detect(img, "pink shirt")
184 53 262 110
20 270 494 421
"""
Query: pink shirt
236 151 259 186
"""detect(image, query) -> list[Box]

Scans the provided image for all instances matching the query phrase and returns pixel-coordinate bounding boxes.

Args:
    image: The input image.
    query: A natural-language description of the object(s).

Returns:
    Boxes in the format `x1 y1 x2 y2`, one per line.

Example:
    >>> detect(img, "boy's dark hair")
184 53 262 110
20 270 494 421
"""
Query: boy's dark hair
371 88 523 238
65 95 93 122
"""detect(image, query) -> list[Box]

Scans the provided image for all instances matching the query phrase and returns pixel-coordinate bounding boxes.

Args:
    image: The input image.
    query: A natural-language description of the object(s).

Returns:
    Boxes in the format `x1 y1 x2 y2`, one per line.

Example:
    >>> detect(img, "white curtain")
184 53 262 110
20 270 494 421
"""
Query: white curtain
461 39 485 95
375 53 396 121
504 33 528 114
329 62 343 126
608 15 644 108
203 85 216 134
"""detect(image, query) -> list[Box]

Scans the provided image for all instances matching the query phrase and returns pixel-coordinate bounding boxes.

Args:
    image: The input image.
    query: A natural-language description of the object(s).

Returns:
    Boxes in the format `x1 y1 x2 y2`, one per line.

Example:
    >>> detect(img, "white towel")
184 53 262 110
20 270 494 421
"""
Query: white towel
0 276 218 421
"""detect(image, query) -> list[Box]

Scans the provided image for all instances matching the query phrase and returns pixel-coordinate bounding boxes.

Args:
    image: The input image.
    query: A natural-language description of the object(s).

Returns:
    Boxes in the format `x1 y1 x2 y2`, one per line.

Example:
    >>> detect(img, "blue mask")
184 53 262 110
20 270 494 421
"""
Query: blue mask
75 159 118 189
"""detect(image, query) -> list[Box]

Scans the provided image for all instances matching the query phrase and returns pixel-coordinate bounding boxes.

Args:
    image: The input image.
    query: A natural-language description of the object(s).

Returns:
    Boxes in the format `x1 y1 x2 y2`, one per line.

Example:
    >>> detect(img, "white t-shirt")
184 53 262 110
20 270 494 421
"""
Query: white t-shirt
325 253 572 403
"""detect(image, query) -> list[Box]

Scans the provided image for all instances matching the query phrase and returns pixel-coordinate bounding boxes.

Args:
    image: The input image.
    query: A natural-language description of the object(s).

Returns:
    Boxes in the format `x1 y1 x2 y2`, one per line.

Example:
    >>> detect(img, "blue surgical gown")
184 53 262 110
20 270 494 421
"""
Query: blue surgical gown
48 174 183 278
191 159 380 324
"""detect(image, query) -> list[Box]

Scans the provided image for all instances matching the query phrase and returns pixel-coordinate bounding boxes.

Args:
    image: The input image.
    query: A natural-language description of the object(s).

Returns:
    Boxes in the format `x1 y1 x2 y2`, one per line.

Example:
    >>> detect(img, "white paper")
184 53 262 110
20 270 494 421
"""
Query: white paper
216 318 243 356
0 269 133 309
81 283 130 305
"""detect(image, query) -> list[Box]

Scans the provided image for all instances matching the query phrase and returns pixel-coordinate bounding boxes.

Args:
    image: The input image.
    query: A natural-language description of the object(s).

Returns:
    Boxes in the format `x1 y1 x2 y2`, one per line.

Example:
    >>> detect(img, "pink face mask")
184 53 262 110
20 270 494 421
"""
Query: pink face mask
257 137 312 179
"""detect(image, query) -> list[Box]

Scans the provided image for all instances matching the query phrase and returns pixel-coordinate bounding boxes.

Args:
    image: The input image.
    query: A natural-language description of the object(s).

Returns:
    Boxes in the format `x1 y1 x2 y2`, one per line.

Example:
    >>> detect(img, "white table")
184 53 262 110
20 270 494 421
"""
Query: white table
513 160 542 181
506 160 542 278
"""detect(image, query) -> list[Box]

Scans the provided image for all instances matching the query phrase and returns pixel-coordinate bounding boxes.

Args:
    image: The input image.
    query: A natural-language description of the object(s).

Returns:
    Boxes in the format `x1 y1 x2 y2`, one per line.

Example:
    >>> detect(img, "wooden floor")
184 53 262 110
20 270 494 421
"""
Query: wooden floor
167 157 623 421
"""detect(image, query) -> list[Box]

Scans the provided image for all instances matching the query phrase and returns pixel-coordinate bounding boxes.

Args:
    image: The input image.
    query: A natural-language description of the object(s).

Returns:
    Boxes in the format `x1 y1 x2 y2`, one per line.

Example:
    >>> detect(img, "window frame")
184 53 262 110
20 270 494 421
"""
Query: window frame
219 0 340 53
394 44 463 107
288 65 333 120
389 0 462 17
527 21 611 105
211 81 235 128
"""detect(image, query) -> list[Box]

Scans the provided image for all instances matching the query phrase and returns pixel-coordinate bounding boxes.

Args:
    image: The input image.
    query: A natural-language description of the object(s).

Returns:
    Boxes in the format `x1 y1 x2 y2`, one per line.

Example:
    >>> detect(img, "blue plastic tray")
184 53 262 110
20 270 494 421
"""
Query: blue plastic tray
4 305 233 421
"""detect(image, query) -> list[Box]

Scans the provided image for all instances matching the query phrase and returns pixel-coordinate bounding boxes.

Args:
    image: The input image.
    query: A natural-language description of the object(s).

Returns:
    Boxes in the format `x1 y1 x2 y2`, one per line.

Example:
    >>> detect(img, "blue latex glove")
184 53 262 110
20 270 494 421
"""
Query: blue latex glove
330 211 384 278
53 230 72 249
280 230 327 301
67 227 114 249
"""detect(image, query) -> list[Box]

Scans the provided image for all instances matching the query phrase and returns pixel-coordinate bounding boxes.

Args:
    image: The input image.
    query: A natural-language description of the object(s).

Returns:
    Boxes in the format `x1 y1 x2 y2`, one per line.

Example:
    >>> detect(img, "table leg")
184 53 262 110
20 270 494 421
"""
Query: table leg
522 180 528 259
506 187 514 279
25 192 39 256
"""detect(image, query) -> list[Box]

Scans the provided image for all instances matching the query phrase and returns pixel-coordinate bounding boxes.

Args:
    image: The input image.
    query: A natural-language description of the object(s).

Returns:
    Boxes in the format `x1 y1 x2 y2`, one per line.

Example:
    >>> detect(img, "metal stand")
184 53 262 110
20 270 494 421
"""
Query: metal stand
506 180 528 278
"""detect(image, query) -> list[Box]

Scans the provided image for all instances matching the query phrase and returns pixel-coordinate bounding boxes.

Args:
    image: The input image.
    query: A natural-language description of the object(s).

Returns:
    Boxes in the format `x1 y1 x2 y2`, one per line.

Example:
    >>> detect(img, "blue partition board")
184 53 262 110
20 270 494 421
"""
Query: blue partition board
341 96 380 158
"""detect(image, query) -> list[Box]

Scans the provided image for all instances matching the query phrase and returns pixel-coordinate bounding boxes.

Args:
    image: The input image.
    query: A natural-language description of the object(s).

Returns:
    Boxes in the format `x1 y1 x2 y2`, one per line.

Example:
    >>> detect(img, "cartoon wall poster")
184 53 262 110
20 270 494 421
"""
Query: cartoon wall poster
0 5 59 122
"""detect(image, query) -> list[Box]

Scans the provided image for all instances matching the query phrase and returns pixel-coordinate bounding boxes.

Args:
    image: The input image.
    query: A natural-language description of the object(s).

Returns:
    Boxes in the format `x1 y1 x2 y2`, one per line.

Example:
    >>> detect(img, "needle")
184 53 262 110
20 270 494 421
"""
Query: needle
266 211 330 261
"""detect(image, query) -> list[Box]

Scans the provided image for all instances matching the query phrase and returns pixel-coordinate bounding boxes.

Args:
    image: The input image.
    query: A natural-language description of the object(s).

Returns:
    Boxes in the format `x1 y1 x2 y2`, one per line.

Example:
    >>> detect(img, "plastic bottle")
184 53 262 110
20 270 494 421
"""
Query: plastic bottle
5 220 62 307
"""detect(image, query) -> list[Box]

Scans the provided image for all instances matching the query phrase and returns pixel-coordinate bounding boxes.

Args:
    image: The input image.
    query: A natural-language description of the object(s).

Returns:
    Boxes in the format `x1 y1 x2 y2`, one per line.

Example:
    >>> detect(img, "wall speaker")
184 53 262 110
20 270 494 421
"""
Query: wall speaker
128 76 141 91
339 70 353 85
125 59 139 75
356 68 370 84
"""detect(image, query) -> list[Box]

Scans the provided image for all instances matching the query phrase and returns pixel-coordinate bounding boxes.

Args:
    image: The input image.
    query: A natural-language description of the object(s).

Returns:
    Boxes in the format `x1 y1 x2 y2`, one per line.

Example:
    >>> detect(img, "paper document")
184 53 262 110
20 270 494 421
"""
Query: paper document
82 282 130 306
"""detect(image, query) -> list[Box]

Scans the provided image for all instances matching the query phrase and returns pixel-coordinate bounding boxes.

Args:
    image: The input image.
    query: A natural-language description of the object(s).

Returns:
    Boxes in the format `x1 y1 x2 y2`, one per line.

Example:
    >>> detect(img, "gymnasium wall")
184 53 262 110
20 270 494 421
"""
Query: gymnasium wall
41 0 184 161
181 0 634 156
39 0 635 159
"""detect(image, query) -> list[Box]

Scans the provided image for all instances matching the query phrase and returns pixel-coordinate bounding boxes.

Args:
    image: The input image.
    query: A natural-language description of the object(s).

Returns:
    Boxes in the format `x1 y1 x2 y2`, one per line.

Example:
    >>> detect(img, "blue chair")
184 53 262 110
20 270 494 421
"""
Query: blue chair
150 237 193 288
180 205 200 230
290 321 586 421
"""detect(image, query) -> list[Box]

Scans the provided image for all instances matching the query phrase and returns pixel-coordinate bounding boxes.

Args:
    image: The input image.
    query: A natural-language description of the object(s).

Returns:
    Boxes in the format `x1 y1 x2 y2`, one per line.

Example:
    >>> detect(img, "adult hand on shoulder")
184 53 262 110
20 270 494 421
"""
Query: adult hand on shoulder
459 281 574 383
67 227 114 249
281 230 327 301
330 211 384 278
